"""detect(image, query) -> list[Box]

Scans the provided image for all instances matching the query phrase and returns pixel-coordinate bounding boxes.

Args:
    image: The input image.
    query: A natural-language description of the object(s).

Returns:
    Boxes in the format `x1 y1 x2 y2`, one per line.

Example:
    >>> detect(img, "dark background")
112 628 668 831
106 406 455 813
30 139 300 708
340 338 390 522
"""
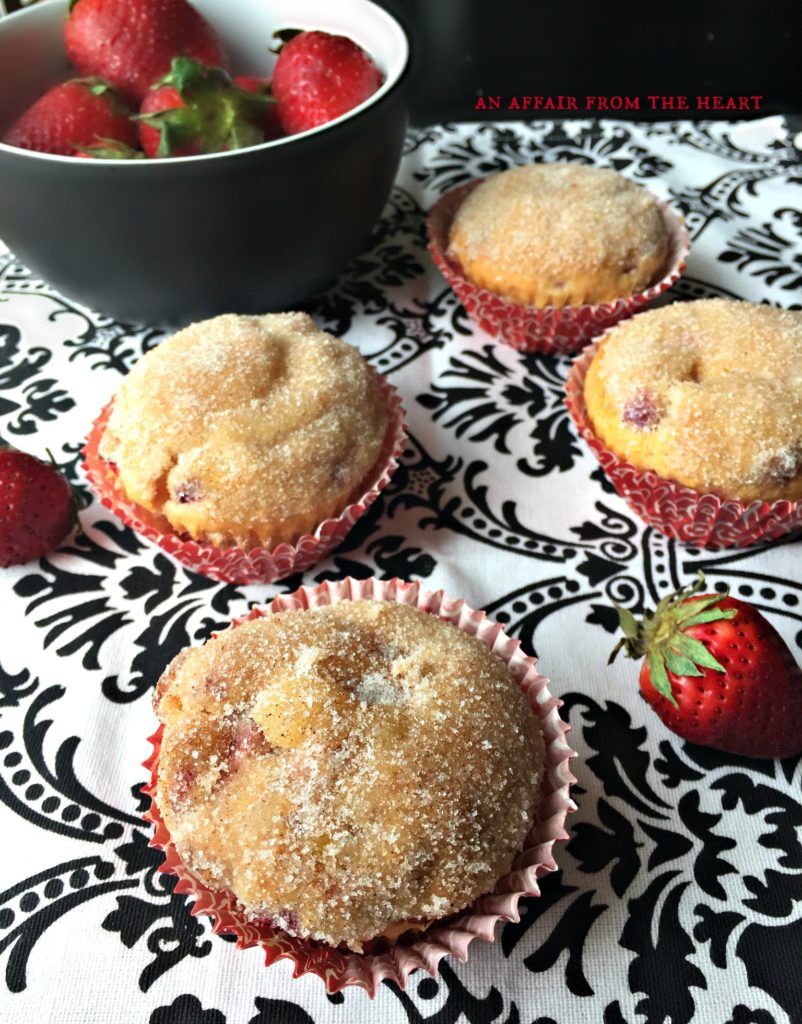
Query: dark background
376 0 802 125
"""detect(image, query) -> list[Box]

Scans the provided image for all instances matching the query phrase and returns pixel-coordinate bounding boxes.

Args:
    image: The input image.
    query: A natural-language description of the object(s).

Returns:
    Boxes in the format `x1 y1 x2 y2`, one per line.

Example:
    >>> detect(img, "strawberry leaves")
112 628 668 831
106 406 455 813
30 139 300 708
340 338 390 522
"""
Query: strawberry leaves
76 138 145 159
662 649 703 679
647 650 674 703
136 57 272 157
151 55 223 94
671 633 728 672
610 572 738 707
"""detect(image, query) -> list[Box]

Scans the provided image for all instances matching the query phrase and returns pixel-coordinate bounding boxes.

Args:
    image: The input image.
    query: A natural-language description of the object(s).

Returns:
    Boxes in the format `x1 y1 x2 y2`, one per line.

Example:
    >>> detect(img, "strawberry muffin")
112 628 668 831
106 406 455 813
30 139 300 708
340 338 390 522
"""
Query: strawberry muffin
583 299 802 501
99 312 388 549
447 163 672 308
152 599 545 951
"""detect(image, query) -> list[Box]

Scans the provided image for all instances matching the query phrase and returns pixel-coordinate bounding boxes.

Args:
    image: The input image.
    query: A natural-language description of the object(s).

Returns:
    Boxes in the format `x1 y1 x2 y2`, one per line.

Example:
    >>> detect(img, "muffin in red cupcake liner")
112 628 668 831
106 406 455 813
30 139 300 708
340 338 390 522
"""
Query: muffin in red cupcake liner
141 575 577 996
565 342 802 547
82 374 406 585
426 179 690 355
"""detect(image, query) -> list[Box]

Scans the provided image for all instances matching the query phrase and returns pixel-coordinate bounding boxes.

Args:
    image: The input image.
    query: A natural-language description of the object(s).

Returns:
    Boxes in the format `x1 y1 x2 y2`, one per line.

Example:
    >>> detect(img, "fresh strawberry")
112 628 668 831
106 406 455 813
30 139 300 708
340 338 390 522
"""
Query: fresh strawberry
136 57 271 157
270 29 383 135
234 76 284 141
2 78 137 156
610 573 802 759
0 447 78 567
65 0 227 106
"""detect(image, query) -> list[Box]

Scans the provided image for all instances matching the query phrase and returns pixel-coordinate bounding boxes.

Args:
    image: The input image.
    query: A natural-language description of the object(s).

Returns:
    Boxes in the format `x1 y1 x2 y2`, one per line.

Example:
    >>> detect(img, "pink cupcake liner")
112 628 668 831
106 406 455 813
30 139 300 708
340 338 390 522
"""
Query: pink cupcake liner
427 179 690 355
142 575 578 996
82 374 407 584
565 343 802 547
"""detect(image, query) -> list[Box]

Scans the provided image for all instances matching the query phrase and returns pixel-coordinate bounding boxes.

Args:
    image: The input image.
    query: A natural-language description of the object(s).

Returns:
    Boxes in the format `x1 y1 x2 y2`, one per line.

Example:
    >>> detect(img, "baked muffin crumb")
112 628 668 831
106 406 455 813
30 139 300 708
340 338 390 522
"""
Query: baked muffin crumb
100 313 388 548
584 299 802 501
154 601 544 949
448 163 671 307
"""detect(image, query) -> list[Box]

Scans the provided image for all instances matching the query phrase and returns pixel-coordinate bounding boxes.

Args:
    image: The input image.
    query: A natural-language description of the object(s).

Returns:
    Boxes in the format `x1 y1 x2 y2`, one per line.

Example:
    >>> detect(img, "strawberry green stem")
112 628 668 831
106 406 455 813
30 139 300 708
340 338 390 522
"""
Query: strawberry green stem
609 571 737 707
136 57 272 157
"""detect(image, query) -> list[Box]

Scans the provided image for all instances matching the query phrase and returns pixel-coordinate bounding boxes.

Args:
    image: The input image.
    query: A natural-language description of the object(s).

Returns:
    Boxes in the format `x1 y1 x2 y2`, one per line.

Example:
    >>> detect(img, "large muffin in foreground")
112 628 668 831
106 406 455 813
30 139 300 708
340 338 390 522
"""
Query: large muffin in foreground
583 299 802 502
447 162 671 308
99 313 388 549
153 600 545 950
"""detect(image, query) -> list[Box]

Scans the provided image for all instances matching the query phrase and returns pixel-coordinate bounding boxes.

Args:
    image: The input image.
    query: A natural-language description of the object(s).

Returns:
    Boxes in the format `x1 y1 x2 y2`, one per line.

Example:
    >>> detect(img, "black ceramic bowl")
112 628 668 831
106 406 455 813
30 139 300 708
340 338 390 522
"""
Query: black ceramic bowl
0 0 409 324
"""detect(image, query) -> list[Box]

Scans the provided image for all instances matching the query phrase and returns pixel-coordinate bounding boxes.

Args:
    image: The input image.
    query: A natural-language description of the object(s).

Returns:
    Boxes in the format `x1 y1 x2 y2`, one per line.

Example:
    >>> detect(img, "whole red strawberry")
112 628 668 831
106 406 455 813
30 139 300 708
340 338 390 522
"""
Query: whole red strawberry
65 0 227 106
610 573 802 759
2 78 137 156
270 29 383 135
0 447 78 567
137 58 271 157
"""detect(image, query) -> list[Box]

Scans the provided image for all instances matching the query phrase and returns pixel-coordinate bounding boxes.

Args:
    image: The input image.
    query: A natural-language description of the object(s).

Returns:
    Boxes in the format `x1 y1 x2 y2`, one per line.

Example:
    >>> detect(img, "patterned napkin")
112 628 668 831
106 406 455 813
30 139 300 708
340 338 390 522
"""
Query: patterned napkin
1 116 800 1023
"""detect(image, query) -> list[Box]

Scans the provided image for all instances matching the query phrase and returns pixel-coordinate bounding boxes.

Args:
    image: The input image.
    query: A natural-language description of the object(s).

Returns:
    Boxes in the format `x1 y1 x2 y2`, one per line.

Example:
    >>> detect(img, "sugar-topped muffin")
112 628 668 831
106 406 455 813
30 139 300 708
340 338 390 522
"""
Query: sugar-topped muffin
100 313 388 548
448 163 671 307
153 600 545 950
584 299 802 501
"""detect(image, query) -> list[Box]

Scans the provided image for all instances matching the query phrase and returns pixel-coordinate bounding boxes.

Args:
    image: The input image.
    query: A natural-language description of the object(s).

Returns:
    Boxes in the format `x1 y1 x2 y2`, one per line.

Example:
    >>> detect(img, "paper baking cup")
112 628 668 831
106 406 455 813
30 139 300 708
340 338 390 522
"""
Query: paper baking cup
565 343 802 547
82 375 406 584
142 576 577 996
427 179 690 355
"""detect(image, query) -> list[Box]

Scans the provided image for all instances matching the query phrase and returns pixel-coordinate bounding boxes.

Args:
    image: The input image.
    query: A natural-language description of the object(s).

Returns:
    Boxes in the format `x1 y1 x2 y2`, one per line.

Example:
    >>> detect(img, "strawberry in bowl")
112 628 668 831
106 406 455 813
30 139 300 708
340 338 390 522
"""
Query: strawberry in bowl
271 28 384 135
2 77 137 156
0 0 409 322
65 0 228 105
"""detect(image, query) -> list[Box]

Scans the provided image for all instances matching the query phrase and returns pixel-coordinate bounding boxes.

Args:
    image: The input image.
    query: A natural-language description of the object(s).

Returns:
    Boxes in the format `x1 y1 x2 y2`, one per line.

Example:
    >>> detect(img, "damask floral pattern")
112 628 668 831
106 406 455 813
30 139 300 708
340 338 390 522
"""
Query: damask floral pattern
2 117 802 1023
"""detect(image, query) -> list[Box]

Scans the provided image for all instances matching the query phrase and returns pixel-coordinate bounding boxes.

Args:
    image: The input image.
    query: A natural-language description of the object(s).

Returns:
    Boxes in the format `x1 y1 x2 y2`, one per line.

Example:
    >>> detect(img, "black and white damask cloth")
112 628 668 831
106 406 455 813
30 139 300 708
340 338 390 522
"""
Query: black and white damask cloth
1 117 801 1024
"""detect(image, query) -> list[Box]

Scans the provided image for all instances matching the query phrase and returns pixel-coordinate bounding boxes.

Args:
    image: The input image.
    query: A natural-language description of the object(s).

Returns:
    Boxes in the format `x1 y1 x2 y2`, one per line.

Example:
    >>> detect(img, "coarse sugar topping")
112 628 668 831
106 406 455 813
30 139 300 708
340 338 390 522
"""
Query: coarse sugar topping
100 313 388 548
448 163 671 307
584 299 802 501
154 601 545 949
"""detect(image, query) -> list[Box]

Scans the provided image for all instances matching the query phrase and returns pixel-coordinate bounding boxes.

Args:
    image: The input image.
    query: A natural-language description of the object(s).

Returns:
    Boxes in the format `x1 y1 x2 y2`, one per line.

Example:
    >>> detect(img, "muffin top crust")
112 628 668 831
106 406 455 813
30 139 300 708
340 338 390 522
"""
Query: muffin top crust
583 299 802 501
447 162 671 307
154 600 545 949
100 313 388 548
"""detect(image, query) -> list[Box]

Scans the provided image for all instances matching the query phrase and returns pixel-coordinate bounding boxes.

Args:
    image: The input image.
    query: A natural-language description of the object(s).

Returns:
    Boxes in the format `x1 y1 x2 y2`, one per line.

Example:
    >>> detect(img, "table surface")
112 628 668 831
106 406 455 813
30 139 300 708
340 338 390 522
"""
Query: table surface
1 116 802 1024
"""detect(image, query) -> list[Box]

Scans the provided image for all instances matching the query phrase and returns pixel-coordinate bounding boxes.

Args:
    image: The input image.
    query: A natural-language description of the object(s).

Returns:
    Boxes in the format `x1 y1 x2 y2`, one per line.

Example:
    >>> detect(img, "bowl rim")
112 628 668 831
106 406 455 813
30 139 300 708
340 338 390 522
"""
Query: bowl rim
0 0 409 168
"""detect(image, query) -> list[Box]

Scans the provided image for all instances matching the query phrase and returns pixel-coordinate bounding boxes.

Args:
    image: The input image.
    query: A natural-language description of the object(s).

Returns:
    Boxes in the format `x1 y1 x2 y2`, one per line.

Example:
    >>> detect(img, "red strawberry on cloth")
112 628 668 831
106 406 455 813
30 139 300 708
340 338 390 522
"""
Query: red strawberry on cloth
0 447 79 567
137 58 272 157
2 78 137 156
610 572 802 759
234 76 284 141
270 29 383 135
65 0 227 106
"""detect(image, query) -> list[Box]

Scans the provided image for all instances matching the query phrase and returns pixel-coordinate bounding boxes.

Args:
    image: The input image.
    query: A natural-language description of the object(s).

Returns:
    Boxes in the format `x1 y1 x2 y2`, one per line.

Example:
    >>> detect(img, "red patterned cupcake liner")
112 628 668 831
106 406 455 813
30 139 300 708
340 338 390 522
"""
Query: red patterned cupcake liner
82 374 407 585
565 343 802 548
426 179 690 355
142 576 578 996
